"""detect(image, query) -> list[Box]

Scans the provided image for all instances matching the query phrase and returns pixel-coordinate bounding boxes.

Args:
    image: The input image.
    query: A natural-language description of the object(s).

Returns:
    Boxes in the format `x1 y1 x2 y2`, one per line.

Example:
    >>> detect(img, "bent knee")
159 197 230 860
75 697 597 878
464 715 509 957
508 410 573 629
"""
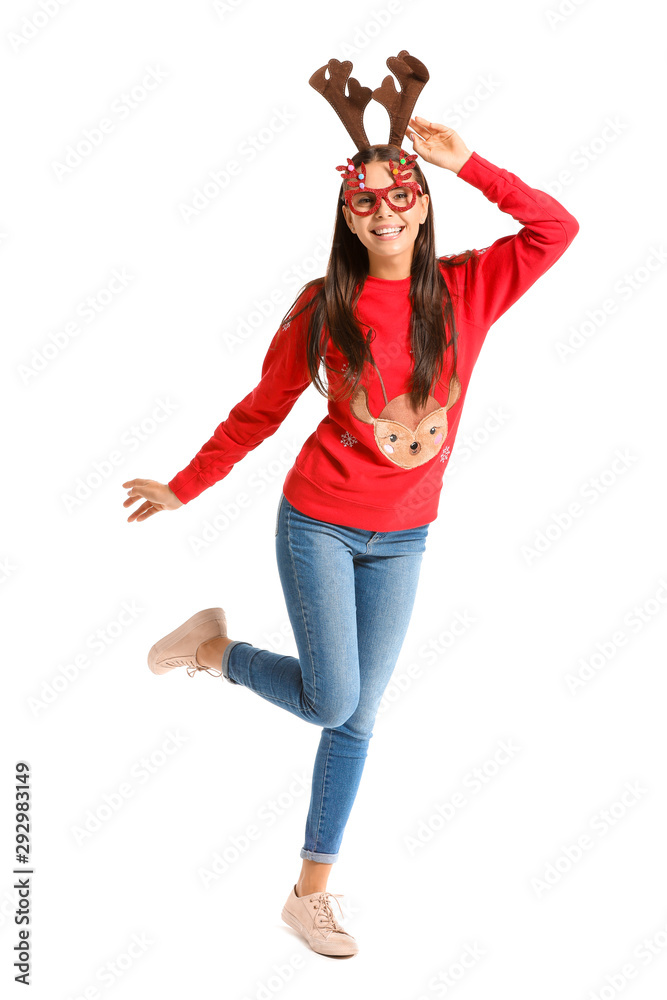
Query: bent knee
313 695 360 729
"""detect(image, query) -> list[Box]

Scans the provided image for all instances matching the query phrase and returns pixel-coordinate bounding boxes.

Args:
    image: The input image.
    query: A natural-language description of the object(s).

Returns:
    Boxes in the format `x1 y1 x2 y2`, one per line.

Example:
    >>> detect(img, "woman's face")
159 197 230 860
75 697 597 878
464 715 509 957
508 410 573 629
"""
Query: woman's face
341 159 429 269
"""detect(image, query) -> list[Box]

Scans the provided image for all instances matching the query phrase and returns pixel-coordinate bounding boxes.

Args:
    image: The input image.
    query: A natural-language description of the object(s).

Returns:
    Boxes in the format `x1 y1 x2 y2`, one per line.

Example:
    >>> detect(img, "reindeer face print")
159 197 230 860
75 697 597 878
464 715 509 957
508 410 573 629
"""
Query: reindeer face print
349 362 462 470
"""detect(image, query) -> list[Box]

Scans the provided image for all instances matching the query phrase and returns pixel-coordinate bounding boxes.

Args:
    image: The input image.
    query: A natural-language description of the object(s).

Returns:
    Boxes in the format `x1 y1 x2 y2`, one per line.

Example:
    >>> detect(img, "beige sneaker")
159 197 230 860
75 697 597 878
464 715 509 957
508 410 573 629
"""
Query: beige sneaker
147 608 227 677
281 884 359 957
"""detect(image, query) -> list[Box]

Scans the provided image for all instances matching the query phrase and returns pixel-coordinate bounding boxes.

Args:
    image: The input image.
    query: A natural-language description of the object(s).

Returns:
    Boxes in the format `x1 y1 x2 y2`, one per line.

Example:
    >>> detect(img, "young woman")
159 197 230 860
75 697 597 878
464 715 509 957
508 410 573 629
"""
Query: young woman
122 114 579 958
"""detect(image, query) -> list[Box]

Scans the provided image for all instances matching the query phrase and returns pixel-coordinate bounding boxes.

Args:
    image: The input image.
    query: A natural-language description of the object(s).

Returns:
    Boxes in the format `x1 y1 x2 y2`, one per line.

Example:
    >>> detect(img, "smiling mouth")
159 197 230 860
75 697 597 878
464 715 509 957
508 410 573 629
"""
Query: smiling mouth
371 225 406 240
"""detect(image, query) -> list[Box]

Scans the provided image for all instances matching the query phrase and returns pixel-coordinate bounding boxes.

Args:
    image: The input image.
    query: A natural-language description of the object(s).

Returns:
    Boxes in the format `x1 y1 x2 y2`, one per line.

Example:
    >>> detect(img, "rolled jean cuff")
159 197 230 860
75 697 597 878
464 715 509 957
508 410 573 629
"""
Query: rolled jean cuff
221 640 252 683
300 848 339 863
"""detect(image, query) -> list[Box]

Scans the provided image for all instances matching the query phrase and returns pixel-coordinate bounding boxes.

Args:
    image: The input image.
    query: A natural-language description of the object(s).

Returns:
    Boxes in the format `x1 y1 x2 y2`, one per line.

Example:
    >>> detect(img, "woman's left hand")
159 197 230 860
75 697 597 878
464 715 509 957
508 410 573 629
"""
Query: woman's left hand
406 116 473 174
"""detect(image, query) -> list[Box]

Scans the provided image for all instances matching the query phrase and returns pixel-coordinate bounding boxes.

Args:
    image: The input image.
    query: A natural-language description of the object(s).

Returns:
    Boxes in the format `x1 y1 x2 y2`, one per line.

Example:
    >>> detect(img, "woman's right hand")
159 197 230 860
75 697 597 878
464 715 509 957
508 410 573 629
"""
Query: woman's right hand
122 479 184 522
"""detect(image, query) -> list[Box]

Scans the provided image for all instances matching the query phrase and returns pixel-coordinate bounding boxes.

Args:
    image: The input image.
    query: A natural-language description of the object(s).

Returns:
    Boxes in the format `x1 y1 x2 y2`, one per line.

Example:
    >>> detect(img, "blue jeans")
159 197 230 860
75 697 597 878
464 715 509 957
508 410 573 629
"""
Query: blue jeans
221 493 430 863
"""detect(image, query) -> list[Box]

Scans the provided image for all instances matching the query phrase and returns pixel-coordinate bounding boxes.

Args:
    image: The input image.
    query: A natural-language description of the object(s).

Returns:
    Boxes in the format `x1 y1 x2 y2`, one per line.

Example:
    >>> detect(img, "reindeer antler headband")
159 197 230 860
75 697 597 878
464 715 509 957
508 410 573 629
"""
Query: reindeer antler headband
309 50 430 215
309 49 429 150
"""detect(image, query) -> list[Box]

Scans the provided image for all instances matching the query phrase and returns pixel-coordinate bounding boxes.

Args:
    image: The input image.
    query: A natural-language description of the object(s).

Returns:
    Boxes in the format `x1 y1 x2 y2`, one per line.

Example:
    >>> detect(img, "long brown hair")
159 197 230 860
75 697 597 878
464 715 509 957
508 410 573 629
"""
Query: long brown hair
276 143 472 410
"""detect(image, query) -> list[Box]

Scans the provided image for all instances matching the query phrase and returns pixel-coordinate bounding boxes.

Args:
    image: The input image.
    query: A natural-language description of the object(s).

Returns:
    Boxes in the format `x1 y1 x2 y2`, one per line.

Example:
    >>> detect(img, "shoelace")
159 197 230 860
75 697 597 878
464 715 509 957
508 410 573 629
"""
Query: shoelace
185 660 223 678
182 640 223 677
309 891 347 939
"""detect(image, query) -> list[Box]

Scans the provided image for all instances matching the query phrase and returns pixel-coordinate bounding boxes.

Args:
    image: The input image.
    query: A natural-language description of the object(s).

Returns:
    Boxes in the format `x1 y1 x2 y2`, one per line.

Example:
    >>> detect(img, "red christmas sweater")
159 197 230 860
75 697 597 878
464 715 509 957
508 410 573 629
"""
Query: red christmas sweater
168 151 579 530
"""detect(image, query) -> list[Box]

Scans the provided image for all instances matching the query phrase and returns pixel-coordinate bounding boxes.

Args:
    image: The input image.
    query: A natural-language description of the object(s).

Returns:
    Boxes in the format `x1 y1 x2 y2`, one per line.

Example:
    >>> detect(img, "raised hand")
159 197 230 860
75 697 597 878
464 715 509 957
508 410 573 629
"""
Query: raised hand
122 478 183 522
406 116 473 174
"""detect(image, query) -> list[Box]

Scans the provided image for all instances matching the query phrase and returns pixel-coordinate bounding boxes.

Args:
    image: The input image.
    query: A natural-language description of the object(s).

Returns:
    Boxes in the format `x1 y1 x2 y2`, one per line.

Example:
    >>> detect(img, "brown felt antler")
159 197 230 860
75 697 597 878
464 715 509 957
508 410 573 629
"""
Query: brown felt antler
372 50 430 148
308 58 373 151
309 50 430 151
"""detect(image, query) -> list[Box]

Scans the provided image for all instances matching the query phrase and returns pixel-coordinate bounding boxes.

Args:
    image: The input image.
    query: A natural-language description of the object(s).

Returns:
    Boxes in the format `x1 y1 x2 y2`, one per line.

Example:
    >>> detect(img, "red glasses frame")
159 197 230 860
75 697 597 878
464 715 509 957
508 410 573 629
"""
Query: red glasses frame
335 149 424 217
342 181 424 217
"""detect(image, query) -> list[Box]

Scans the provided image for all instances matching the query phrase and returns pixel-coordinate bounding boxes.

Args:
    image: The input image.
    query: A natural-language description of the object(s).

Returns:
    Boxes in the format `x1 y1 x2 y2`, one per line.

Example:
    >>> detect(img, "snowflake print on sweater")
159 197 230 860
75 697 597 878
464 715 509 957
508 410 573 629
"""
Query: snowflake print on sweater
336 363 358 447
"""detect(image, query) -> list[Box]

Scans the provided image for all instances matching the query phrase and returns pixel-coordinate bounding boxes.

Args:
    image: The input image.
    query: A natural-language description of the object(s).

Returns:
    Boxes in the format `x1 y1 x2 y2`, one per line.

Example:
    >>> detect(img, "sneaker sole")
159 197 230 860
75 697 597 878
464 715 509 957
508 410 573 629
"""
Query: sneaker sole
147 607 227 675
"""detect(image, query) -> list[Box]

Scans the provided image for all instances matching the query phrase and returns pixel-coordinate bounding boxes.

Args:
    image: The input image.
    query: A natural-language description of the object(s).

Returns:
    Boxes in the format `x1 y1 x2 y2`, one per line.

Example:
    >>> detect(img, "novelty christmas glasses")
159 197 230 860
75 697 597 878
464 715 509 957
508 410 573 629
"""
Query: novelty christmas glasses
336 152 423 216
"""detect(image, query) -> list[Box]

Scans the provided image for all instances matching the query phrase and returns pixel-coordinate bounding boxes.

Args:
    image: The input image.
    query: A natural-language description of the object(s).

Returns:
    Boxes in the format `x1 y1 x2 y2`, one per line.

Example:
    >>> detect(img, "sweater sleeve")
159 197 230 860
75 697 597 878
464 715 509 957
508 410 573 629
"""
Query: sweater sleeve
167 288 317 505
449 151 580 332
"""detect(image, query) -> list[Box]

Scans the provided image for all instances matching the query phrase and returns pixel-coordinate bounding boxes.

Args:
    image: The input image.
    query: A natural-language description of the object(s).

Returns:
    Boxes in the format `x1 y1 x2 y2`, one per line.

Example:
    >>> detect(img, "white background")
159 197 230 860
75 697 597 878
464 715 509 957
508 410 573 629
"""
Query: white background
2 0 666 996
